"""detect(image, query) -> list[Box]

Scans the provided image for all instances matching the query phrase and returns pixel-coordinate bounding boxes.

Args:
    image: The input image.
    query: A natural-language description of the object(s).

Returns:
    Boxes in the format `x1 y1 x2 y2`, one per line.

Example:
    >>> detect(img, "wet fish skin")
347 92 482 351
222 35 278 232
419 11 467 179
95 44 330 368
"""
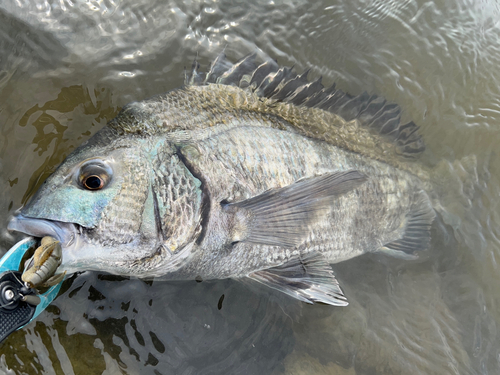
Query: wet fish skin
169 123 429 280
7 54 437 305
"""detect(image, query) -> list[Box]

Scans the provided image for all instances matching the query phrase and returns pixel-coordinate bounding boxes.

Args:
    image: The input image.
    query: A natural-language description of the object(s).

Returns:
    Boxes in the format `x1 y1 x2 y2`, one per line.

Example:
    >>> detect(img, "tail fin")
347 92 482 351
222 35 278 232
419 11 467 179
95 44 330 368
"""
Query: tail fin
431 155 479 232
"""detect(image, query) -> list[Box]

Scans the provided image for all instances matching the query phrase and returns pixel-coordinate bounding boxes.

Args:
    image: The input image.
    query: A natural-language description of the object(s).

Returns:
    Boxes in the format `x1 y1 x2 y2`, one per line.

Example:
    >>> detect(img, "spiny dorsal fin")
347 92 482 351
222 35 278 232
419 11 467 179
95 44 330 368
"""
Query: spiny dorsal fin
184 53 425 158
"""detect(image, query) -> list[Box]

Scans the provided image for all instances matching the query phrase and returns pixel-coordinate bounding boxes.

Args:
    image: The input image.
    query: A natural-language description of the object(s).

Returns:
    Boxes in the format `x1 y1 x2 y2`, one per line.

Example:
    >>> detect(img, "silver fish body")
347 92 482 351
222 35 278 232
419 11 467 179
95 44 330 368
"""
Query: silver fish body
170 124 430 278
8 54 439 305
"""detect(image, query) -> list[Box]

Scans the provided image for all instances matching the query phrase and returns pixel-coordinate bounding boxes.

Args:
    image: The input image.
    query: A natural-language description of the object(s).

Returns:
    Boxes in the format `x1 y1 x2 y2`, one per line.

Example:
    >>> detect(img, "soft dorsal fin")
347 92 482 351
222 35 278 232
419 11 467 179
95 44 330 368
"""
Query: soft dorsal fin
184 52 425 159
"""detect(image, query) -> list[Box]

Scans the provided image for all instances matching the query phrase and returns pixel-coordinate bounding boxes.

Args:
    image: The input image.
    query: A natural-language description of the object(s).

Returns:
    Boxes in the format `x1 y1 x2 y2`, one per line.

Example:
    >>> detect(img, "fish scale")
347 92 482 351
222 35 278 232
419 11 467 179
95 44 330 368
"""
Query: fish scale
175 125 420 279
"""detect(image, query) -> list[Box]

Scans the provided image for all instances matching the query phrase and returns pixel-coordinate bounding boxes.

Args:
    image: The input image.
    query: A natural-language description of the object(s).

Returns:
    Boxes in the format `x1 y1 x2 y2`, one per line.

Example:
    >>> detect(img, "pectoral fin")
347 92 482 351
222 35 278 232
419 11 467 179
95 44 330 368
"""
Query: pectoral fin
248 252 348 306
223 170 367 248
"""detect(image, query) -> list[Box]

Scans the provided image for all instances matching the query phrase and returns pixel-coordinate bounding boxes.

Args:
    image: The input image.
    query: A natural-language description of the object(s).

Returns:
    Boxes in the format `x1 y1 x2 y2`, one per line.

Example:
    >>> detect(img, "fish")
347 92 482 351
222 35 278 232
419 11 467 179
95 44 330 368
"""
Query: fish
8 53 447 306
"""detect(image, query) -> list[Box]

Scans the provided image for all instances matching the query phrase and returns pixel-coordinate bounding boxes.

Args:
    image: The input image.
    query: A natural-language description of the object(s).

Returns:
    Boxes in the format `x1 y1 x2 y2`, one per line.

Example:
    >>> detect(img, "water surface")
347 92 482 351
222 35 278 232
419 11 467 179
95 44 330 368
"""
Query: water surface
1 0 499 374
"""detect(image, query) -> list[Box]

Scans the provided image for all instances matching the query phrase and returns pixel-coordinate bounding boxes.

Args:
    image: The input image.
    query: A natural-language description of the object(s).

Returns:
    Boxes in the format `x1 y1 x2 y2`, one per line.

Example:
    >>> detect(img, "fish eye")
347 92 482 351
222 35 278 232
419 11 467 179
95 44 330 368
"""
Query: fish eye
77 160 112 191
83 175 104 190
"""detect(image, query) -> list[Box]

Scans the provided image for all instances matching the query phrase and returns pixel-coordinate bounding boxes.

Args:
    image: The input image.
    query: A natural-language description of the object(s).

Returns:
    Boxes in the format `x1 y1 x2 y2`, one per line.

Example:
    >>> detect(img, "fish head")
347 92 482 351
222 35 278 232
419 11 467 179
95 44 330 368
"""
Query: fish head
8 127 203 277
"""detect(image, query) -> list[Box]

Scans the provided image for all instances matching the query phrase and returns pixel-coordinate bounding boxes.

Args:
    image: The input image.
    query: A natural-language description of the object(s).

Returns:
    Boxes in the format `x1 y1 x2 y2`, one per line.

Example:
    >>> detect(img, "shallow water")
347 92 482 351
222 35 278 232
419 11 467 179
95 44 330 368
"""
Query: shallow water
0 0 499 374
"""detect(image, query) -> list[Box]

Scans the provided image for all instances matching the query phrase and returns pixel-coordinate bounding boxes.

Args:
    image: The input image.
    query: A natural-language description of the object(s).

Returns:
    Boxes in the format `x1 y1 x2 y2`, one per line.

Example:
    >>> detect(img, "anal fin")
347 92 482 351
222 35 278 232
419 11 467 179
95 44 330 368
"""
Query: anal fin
248 252 348 306
379 191 436 259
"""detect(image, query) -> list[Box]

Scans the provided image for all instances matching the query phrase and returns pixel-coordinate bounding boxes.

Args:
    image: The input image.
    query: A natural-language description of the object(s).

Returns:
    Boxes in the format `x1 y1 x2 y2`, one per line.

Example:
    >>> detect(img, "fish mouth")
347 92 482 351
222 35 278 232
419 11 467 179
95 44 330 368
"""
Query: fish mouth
7 214 80 250
7 213 152 276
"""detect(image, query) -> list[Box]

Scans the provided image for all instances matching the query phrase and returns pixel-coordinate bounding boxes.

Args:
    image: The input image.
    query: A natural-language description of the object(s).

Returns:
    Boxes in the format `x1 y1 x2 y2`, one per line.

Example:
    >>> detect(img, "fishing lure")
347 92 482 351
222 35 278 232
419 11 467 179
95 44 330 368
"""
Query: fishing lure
0 237 65 343
22 236 67 288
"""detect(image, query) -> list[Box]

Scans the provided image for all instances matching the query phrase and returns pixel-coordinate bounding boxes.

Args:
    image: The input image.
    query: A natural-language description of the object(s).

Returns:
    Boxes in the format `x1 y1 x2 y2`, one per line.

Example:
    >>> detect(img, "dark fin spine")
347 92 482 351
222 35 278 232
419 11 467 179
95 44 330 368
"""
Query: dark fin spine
185 56 203 86
258 67 293 98
289 74 324 106
204 51 231 84
249 60 280 89
248 252 348 306
270 69 309 102
223 170 367 248
217 53 257 86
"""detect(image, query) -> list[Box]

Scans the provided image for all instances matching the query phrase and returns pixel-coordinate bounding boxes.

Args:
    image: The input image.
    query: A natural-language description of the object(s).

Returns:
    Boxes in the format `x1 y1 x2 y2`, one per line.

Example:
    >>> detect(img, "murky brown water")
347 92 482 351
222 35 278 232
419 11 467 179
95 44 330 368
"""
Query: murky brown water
1 0 499 374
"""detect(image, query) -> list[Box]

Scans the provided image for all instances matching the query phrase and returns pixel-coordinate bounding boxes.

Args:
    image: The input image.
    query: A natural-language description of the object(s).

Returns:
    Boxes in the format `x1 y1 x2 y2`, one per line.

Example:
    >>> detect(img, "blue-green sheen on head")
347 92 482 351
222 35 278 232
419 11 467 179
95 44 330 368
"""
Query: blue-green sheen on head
21 129 144 231
23 157 119 228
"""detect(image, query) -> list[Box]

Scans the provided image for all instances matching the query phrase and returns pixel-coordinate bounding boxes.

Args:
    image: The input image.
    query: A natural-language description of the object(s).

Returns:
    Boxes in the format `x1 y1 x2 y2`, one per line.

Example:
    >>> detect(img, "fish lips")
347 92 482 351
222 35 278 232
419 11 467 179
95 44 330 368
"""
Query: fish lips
7 214 79 250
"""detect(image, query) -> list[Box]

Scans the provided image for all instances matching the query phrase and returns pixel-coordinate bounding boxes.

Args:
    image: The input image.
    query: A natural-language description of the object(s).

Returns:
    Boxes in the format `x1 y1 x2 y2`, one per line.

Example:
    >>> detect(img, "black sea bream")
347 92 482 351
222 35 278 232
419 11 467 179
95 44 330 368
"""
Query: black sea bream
9 53 445 305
